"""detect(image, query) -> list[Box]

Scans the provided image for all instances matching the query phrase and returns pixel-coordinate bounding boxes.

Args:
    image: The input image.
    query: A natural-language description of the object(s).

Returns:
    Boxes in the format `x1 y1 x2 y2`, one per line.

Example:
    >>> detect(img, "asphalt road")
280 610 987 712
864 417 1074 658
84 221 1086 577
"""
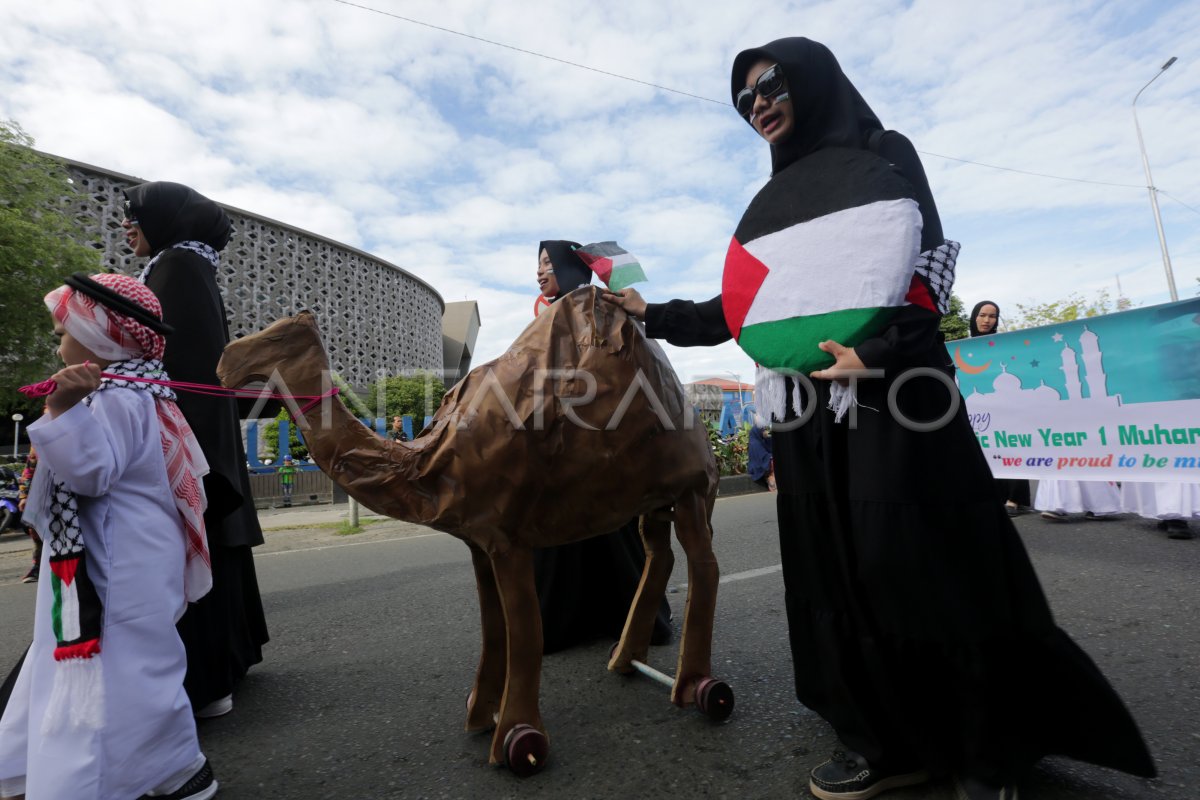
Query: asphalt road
0 494 1196 799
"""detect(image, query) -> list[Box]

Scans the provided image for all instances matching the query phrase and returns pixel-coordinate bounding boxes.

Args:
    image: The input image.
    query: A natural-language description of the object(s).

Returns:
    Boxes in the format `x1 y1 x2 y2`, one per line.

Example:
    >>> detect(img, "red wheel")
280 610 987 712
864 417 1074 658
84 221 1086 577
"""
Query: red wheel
503 724 548 777
695 677 735 722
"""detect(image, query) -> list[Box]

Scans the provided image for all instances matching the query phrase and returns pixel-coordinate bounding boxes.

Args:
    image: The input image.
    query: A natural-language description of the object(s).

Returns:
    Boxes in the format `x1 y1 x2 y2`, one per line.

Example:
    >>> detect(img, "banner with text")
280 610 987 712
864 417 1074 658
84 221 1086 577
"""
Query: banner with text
951 298 1200 482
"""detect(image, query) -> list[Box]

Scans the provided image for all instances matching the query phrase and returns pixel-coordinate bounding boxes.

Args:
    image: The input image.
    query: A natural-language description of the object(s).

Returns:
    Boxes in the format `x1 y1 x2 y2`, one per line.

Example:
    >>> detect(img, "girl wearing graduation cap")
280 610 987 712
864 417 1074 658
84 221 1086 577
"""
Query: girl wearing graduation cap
605 37 1153 800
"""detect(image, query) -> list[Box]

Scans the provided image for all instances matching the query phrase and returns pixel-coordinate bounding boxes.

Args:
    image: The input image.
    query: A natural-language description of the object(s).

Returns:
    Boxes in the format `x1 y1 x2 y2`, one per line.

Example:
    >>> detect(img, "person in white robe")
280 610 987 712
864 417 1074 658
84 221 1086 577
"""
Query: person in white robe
1120 481 1198 540
0 273 217 800
1035 479 1120 522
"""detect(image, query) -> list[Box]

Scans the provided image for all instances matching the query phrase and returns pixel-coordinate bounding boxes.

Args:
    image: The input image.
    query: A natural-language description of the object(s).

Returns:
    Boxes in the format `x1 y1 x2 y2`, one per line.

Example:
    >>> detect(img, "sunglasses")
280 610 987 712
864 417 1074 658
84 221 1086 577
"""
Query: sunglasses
122 199 139 225
735 63 787 118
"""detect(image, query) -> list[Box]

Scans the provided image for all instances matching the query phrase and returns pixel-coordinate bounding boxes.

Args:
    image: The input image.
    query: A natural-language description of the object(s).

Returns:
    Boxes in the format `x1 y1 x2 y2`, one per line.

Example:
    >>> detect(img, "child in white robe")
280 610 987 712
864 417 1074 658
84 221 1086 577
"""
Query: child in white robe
0 273 217 800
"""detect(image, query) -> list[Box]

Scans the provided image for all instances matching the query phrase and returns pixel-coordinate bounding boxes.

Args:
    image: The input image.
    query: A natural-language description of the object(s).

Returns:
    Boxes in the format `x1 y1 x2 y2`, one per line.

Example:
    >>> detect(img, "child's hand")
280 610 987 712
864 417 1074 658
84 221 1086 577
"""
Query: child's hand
46 363 102 417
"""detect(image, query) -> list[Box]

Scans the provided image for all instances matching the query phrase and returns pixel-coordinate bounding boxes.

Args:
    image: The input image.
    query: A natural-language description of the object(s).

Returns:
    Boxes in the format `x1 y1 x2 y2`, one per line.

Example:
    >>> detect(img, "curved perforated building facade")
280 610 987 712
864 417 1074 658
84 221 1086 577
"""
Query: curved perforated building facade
59 158 445 388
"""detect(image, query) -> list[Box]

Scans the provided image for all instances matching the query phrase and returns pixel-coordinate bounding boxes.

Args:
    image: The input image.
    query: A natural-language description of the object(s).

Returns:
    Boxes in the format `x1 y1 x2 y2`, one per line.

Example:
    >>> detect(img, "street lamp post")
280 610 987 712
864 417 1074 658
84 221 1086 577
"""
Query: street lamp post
11 414 23 459
1132 56 1178 302
724 371 746 419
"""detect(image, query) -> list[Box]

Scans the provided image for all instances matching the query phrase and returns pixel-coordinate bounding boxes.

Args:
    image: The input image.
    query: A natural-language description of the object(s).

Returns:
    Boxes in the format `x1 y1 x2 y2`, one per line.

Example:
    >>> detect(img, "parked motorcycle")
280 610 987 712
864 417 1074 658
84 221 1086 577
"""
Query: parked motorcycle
0 466 22 532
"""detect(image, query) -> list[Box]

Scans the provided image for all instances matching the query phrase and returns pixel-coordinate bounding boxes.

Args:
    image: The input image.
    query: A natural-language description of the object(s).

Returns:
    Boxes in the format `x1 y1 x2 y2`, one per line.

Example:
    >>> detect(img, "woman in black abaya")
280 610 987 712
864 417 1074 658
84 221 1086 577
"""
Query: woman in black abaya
605 38 1153 800
969 300 1032 516
123 182 269 717
533 240 672 653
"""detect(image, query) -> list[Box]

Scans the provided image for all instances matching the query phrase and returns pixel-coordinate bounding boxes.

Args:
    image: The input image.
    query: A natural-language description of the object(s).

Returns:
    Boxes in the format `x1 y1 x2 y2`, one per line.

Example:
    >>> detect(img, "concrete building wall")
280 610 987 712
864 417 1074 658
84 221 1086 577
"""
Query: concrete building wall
61 159 445 387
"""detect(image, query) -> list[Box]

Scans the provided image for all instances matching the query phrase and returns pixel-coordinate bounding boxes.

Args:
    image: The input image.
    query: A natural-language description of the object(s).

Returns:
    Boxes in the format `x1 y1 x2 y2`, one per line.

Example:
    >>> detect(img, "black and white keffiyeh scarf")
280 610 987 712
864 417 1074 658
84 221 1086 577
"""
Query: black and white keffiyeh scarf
137 240 220 283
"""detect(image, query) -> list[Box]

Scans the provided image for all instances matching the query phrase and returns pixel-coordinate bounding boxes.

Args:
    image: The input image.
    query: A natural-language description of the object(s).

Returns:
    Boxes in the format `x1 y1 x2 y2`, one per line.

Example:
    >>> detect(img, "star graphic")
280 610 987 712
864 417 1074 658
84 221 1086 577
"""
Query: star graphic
1052 332 1064 343
1030 359 1040 367
1023 339 1031 346
988 341 996 347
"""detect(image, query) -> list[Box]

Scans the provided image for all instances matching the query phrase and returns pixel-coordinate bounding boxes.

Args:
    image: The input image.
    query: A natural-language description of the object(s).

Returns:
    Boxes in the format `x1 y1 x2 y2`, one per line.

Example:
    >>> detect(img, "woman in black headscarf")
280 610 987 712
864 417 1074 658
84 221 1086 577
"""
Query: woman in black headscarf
605 38 1153 800
532 240 672 654
969 300 1032 516
123 181 269 718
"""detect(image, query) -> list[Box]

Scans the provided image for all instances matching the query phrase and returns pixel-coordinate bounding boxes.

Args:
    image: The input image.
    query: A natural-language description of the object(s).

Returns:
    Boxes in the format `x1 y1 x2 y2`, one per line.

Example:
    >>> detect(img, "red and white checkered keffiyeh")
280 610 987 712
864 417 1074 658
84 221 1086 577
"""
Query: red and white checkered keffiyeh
44 273 212 602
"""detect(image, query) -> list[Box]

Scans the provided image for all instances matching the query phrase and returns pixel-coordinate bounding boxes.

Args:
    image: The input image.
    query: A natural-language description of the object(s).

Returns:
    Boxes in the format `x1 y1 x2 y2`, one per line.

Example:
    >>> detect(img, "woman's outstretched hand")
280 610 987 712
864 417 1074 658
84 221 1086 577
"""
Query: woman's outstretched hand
809 340 865 384
601 287 648 321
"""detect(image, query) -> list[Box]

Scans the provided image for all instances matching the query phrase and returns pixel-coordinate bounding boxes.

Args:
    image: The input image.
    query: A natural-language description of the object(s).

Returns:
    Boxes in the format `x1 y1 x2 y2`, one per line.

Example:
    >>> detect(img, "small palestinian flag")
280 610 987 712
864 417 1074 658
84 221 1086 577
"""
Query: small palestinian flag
721 147 923 374
574 241 647 292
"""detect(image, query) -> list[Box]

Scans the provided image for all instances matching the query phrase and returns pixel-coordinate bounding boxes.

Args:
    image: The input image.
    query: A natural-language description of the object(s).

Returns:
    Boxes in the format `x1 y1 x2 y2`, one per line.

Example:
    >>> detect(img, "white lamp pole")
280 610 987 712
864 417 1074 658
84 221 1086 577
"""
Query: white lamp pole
724 371 745 417
11 414 23 459
1132 56 1178 302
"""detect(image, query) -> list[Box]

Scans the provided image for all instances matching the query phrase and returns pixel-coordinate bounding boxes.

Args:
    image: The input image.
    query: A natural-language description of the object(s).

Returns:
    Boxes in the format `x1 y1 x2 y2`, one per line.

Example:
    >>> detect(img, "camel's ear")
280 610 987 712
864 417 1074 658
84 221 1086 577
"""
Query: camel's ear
294 309 318 327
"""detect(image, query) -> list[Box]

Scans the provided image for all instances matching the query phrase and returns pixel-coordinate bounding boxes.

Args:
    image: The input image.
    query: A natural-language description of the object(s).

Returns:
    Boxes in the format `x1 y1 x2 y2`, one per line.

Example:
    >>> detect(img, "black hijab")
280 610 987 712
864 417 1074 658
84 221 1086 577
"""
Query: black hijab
969 300 1001 337
123 181 233 255
730 37 883 175
731 36 944 249
539 240 592 302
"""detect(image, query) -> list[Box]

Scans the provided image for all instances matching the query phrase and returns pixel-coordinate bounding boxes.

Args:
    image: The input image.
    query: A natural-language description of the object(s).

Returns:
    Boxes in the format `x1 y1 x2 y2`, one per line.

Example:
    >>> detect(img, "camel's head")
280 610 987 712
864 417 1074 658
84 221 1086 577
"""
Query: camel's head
218 310 329 390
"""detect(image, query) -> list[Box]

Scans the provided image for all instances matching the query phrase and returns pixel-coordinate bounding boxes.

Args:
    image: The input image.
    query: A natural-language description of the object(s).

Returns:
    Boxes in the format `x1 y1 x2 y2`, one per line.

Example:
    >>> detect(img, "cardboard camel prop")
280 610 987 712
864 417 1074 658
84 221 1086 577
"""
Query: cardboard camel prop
217 286 721 772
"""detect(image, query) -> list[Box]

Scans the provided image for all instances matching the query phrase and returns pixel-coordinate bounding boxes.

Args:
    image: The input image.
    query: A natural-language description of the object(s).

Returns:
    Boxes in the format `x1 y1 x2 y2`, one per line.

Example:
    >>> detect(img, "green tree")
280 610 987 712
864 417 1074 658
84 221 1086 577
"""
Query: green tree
1007 289 1132 331
364 371 447 423
260 408 308 461
939 292 970 342
0 121 99 399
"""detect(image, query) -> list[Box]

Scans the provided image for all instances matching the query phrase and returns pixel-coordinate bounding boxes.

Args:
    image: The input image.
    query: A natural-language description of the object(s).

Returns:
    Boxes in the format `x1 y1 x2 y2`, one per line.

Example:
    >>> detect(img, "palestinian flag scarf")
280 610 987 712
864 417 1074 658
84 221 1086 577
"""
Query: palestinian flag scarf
722 146 922 375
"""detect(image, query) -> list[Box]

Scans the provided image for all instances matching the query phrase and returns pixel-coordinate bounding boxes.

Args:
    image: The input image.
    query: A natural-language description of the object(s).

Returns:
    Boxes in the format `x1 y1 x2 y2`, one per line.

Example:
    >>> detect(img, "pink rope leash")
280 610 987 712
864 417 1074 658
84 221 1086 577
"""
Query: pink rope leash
19 374 339 416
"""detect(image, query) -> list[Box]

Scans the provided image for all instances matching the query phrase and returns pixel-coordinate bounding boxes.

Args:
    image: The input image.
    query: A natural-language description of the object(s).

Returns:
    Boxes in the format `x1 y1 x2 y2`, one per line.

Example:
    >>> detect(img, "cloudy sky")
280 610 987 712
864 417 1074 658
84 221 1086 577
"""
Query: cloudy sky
2 0 1197 386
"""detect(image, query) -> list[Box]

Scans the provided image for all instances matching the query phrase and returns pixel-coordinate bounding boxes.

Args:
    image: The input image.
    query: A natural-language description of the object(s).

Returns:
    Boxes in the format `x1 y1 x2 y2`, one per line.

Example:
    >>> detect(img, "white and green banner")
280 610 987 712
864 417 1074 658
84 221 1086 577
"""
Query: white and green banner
952 298 1200 482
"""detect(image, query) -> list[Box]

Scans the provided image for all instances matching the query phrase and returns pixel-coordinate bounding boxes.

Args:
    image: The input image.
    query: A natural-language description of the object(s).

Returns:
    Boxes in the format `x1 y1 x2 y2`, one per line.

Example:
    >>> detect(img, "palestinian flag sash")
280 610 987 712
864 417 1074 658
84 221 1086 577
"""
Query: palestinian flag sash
722 147 923 374
575 241 648 292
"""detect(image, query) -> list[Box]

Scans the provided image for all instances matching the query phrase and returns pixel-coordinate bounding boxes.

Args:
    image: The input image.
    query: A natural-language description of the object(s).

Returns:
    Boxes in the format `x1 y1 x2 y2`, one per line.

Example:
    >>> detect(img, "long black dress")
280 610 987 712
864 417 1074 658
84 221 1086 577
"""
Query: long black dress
533 240 672 653
638 37 1154 788
126 182 270 709
968 300 1032 511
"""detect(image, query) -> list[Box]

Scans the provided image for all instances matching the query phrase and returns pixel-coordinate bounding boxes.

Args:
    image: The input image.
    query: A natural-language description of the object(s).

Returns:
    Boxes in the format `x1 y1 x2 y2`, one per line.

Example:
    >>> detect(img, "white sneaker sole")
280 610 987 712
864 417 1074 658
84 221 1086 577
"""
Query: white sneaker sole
809 769 930 800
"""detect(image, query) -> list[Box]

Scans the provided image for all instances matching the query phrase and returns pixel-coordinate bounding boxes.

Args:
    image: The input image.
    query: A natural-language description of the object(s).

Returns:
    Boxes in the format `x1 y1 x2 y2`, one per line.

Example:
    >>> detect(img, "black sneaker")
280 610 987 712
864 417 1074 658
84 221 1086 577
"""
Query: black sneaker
1040 511 1068 523
140 759 218 800
1166 520 1194 540
21 565 39 583
809 749 929 800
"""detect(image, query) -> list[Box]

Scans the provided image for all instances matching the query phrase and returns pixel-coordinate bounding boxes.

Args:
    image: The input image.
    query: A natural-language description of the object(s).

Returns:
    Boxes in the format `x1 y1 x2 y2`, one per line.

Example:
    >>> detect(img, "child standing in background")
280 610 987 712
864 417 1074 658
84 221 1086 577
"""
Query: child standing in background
278 455 297 508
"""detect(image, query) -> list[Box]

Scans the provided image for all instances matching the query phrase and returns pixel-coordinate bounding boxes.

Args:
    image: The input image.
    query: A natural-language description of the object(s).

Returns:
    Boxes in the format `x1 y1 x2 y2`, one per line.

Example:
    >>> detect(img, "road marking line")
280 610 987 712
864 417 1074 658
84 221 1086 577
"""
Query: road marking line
258 532 444 557
720 564 782 584
677 564 782 591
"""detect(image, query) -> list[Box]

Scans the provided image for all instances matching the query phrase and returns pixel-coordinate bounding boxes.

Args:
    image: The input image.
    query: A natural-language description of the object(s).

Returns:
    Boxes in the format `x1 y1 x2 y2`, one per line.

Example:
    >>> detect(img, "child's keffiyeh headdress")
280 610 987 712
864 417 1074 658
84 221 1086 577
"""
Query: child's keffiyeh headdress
39 272 211 733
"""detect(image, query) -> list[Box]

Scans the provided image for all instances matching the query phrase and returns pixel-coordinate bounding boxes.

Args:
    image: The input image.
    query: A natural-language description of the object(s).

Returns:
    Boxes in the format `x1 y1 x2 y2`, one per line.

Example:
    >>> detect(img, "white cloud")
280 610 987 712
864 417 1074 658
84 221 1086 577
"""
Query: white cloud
2 0 1198 399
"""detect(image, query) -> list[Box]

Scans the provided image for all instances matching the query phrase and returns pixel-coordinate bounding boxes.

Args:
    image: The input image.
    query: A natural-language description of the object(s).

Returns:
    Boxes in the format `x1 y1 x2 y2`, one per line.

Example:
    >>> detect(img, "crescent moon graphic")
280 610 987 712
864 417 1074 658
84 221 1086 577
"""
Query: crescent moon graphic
533 294 551 318
953 346 992 375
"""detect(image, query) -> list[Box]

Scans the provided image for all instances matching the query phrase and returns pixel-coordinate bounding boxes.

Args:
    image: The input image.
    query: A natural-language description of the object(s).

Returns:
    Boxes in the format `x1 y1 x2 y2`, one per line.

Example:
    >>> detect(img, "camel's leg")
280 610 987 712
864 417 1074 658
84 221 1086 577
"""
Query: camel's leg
609 513 675 673
671 488 719 707
487 547 546 766
465 543 507 733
